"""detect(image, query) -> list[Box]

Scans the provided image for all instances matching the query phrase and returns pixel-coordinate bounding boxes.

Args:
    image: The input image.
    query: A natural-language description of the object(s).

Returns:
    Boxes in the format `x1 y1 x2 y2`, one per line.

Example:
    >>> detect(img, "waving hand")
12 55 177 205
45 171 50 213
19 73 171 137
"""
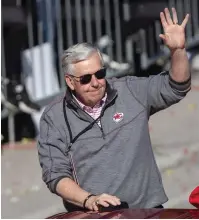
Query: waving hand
159 8 189 51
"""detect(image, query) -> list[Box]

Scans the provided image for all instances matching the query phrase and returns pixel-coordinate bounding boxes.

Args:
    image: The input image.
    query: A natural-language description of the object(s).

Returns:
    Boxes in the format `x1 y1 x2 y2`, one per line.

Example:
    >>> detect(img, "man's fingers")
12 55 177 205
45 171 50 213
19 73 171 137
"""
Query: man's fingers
172 7 178 24
114 197 121 205
93 203 99 211
97 199 118 207
160 12 168 29
99 201 110 207
164 8 173 25
95 194 121 207
100 194 120 201
159 34 166 41
107 198 120 206
181 14 190 28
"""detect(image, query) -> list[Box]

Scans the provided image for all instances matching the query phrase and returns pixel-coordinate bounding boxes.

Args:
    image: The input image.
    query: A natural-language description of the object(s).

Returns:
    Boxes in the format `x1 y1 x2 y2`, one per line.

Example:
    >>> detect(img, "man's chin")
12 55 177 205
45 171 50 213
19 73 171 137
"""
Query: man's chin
87 96 103 106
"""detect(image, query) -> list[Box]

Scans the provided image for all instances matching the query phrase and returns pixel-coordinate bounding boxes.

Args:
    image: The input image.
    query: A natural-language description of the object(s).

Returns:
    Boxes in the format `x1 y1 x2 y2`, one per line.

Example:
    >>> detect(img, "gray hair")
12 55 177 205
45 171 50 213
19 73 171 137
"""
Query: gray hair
62 42 104 75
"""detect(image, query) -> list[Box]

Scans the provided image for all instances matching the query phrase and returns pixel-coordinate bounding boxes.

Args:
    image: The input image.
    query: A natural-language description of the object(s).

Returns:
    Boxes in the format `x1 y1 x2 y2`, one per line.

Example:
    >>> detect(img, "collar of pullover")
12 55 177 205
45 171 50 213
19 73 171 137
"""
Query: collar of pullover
64 81 118 109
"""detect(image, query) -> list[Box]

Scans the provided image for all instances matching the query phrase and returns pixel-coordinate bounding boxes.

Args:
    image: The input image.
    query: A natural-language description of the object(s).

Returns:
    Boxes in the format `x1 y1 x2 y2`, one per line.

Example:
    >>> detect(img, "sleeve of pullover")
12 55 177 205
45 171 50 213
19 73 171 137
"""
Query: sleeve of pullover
126 71 191 115
37 112 73 194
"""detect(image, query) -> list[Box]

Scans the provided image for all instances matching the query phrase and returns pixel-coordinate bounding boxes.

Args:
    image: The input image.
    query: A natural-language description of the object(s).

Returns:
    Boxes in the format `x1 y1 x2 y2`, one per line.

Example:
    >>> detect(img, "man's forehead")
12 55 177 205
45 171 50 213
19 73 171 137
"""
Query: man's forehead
73 53 102 76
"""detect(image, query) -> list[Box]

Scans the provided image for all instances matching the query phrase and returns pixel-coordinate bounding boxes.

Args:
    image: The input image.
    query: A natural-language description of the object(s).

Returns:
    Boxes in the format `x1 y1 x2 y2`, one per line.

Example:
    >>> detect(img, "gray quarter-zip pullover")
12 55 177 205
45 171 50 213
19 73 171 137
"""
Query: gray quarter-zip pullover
37 72 191 210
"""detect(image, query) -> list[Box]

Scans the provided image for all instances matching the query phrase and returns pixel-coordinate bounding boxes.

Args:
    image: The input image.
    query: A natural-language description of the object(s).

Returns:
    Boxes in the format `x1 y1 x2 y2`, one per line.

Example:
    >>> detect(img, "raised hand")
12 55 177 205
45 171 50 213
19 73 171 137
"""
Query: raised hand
159 8 189 51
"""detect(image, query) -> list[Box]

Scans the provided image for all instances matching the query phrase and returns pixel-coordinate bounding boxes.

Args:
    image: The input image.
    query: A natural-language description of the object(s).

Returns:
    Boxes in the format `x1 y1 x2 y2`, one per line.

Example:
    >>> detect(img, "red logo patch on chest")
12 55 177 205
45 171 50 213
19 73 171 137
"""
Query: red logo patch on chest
113 112 124 123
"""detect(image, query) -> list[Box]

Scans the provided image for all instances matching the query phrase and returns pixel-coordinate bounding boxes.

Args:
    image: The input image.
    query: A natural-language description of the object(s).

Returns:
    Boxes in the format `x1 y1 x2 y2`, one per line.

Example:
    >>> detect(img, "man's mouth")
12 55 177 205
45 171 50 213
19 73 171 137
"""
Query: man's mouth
90 88 101 92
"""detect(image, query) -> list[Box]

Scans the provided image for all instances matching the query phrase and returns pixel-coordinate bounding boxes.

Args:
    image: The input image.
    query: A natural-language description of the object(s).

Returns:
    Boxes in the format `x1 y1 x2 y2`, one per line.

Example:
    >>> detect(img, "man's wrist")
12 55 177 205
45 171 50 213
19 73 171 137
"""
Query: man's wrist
170 47 186 55
83 194 96 209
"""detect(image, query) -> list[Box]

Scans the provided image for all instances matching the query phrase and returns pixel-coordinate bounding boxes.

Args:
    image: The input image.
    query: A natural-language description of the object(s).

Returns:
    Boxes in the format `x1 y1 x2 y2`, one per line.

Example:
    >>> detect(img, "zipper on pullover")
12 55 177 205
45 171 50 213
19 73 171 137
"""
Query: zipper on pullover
65 92 117 147
100 125 105 139
71 99 105 137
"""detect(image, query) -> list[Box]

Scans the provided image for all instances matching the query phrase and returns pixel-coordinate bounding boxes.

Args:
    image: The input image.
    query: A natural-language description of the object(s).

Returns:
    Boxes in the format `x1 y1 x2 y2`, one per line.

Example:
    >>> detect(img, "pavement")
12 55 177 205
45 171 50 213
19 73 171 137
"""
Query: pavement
1 69 199 219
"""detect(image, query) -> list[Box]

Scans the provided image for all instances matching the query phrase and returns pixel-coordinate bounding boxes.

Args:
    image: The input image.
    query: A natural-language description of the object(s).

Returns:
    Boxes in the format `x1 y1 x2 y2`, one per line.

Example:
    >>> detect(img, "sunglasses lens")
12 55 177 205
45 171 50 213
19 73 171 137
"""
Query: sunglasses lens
80 74 92 84
79 68 106 84
95 68 106 79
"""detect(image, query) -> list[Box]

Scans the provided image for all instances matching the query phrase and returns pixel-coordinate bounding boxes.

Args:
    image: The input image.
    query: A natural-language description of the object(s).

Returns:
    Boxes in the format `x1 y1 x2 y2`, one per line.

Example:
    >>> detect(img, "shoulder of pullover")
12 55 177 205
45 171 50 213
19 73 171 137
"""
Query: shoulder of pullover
41 92 65 118
107 76 149 108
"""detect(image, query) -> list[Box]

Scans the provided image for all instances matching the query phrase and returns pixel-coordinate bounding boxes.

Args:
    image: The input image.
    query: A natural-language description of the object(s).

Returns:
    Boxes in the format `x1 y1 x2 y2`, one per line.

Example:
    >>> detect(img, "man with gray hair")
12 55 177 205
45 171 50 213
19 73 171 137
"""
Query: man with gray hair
37 8 190 212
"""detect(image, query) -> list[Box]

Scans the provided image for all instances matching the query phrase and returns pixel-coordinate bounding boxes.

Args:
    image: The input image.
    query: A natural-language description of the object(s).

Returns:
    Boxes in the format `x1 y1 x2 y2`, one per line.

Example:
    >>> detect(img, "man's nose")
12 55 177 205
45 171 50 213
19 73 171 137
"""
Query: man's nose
90 74 99 87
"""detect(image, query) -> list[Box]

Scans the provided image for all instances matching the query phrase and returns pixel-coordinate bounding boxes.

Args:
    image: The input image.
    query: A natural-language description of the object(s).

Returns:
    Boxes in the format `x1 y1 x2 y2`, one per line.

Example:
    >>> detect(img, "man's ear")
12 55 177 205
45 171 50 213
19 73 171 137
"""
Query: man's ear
65 75 75 90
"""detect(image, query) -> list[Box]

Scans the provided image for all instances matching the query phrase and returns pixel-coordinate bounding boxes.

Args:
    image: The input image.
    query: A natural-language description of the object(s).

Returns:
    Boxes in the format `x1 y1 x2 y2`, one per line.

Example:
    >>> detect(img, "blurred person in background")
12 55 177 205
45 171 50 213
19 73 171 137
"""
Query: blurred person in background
37 8 190 212
1 0 40 113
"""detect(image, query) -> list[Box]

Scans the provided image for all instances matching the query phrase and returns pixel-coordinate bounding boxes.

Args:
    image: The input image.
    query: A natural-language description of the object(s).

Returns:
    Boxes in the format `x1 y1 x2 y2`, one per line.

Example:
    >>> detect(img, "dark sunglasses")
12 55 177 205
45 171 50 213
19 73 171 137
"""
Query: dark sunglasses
69 68 106 85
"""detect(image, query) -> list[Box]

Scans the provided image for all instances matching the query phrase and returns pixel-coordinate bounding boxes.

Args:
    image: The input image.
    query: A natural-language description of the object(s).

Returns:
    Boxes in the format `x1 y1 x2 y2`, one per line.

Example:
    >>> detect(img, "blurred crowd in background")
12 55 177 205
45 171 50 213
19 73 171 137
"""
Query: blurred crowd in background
1 0 199 145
